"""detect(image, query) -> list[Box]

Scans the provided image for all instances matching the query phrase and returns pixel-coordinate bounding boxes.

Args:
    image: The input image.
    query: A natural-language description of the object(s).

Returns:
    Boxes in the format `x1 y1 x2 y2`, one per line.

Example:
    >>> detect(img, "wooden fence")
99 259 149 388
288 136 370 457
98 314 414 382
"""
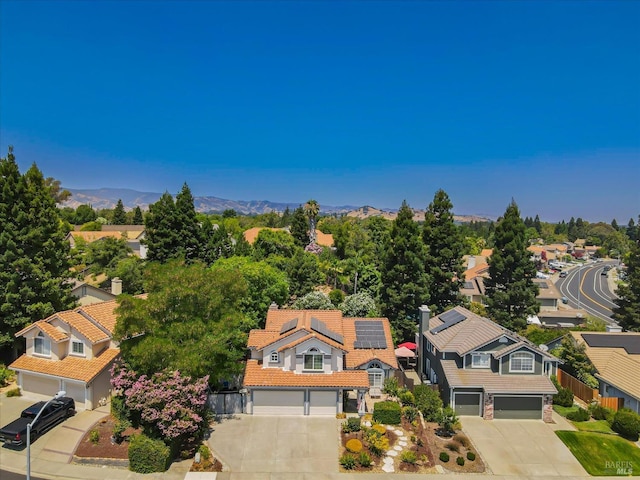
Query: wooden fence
557 369 598 403
599 396 624 411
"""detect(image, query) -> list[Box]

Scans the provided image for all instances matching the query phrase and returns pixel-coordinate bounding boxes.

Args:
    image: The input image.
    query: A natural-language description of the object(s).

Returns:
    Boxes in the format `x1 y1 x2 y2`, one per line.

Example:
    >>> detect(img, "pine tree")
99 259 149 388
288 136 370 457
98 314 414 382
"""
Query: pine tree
112 199 127 225
627 218 637 242
132 206 143 225
290 206 308 247
175 183 202 262
0 147 75 359
613 239 640 331
484 200 539 331
533 215 542 235
280 206 291 228
611 218 619 231
380 201 429 342
144 192 182 263
422 189 465 314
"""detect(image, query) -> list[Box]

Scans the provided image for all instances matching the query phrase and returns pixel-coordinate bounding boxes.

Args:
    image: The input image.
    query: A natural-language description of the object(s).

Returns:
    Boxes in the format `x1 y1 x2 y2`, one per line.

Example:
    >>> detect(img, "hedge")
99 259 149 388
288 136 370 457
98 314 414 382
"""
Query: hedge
611 408 640 441
372 401 402 425
128 434 171 473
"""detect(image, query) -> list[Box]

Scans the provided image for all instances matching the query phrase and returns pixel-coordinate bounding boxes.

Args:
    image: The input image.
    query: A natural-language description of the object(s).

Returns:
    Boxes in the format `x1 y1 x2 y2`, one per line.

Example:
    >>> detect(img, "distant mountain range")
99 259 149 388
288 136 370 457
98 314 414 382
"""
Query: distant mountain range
62 188 490 223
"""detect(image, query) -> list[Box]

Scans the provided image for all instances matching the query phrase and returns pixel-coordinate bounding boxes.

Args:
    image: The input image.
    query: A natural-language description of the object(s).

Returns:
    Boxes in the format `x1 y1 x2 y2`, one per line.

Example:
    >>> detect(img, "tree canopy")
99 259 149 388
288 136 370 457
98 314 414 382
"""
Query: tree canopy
613 239 640 331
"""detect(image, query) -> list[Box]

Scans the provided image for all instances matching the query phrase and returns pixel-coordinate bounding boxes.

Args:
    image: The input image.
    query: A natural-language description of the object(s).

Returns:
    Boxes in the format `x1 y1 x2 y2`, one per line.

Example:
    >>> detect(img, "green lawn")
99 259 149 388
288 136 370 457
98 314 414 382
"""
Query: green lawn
553 404 578 417
572 420 615 434
556 431 640 476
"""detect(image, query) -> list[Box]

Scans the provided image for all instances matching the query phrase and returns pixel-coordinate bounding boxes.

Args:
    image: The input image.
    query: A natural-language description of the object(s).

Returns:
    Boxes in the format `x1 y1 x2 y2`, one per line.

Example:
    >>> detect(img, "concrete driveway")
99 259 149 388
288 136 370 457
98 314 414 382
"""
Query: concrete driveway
208 415 339 475
462 414 587 477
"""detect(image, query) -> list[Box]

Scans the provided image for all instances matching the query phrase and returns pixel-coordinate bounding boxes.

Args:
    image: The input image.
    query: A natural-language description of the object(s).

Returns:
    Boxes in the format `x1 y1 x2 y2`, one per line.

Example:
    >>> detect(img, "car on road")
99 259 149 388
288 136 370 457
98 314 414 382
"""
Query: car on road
559 271 568 278
601 266 612 275
0 397 75 446
561 296 569 304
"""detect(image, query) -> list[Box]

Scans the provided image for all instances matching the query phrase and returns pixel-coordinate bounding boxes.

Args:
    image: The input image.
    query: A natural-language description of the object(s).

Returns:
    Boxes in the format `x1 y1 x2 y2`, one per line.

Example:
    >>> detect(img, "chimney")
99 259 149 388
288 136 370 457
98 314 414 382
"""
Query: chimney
111 277 123 296
269 302 279 310
467 255 476 270
417 305 431 381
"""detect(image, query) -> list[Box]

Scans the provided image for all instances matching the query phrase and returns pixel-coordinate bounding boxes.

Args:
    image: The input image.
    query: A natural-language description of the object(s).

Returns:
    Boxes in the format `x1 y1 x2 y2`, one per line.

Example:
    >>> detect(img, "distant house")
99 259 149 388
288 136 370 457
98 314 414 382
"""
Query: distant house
570 331 640 413
67 226 147 259
243 307 397 415
71 278 122 306
243 227 334 248
533 278 562 311
460 277 486 304
10 299 122 410
418 306 559 422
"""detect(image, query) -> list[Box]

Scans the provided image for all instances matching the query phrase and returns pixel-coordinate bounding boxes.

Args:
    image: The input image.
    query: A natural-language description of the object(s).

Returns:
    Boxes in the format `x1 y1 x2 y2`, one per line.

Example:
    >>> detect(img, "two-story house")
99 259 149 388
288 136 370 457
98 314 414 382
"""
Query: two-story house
418 306 559 422
243 307 397 415
9 300 122 410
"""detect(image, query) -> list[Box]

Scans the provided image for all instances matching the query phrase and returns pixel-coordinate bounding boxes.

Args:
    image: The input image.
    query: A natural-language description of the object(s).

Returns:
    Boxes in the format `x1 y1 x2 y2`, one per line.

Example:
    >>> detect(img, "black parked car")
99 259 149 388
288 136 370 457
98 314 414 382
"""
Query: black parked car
0 397 75 446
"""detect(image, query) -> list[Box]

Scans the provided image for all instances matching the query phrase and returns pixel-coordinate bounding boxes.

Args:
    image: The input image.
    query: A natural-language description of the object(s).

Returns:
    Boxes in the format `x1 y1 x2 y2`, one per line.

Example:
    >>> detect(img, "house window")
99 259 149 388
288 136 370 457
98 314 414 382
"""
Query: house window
303 348 323 370
71 340 84 356
510 351 534 372
368 370 383 388
269 351 279 363
34 332 51 356
472 353 490 368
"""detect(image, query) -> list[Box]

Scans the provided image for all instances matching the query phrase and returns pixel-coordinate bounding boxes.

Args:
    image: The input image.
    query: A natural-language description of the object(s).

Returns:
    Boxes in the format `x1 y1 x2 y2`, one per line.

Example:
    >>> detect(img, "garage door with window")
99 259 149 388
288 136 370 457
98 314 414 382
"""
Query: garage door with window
309 390 337 415
252 390 304 415
454 392 482 416
494 396 542 419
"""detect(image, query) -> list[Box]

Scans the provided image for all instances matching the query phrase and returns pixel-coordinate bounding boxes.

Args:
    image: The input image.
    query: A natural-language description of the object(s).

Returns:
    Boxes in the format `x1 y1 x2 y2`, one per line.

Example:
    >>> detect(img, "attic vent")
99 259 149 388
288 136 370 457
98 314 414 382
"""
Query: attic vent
310 317 344 344
280 318 298 334
499 337 508 343
430 310 466 335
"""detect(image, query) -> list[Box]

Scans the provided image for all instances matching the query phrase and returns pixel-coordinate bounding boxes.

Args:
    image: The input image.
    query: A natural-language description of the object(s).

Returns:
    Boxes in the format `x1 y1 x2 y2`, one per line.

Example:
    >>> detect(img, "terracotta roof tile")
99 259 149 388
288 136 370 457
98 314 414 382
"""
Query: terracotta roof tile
463 263 490 280
277 333 347 353
34 321 69 342
80 300 120 334
56 311 110 343
9 348 120 383
315 231 334 247
243 360 369 388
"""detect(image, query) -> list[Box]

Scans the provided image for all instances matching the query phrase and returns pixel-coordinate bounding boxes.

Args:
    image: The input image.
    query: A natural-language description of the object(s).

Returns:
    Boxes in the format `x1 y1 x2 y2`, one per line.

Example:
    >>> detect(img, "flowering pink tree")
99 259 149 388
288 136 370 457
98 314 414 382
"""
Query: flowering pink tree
110 360 209 445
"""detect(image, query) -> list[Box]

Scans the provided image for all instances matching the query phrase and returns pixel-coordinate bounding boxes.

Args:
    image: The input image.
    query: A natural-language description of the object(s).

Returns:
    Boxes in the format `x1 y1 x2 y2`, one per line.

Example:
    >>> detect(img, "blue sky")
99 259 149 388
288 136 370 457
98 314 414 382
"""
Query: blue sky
1 1 638 222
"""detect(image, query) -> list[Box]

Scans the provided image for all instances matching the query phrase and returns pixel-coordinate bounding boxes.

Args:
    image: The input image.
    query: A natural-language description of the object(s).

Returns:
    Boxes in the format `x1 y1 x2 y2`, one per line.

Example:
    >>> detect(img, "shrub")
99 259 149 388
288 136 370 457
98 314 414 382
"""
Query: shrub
399 390 415 406
566 407 590 422
373 400 402 425
6 387 21 397
553 387 574 407
445 440 461 453
589 403 614 421
611 408 640 441
89 429 100 444
403 406 419 423
382 377 399 397
453 433 470 448
110 395 128 421
0 364 14 387
336 412 346 419
437 406 459 435
112 419 130 442
439 451 450 462
366 434 389 456
414 384 443 422
339 453 357 469
198 444 211 461
342 416 361 433
329 288 345 306
345 438 363 453
372 424 387 435
456 456 465 466
467 451 476 461
128 434 171 473
358 451 372 467
400 450 418 464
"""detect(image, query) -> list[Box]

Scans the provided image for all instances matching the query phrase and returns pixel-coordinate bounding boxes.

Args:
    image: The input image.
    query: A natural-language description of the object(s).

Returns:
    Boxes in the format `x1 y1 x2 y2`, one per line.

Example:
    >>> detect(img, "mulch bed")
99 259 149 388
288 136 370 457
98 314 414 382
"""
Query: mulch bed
74 415 133 460
424 421 486 473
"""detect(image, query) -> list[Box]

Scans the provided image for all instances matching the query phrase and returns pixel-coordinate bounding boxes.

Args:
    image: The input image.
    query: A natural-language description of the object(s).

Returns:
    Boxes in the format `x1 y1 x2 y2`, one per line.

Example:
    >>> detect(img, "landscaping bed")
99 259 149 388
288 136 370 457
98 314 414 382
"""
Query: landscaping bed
74 415 131 462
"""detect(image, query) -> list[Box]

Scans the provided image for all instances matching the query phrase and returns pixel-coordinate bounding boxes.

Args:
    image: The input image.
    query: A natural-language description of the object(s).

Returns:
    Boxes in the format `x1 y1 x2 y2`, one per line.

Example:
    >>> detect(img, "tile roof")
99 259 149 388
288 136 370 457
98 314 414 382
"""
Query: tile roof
80 300 120 334
315 231 334 247
9 348 120 383
463 263 490 280
533 279 562 300
56 311 111 343
243 360 369 388
34 321 69 342
242 227 285 245
491 341 526 358
441 360 557 394
480 249 493 258
276 333 347 353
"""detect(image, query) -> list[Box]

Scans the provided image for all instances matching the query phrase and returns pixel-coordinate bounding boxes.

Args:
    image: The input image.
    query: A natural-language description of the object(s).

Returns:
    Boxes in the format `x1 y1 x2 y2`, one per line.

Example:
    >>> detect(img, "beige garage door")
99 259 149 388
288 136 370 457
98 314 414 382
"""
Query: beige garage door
309 391 337 415
22 374 59 397
253 390 304 415
63 381 86 409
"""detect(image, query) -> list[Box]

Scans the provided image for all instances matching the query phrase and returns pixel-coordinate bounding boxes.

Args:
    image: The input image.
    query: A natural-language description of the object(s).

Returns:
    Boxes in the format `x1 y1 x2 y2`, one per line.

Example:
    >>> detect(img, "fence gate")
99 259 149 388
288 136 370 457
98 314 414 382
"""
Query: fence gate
208 391 243 414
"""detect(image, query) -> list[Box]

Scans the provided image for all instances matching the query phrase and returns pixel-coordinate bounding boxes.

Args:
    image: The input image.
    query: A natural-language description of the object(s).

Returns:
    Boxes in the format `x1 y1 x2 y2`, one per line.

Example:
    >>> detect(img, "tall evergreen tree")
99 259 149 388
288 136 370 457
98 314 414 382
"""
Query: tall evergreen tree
533 214 542 235
613 239 640 331
380 201 429 342
290 206 308 247
0 147 75 359
484 200 539 331
627 218 637 242
112 199 127 225
422 189 465 314
144 192 182 263
611 218 619 231
132 206 144 225
175 183 202 262
280 206 291 228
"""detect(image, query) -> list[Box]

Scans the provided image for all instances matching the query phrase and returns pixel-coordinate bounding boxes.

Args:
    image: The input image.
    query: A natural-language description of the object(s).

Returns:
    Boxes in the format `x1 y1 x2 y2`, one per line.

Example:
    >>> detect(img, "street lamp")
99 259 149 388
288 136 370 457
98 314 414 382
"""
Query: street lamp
577 263 583 311
27 390 65 480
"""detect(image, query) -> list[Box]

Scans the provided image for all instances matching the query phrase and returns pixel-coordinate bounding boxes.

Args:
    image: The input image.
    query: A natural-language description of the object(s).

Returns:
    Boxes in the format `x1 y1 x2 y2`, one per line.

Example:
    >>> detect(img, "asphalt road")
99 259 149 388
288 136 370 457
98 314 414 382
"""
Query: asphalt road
0 468 45 480
555 260 619 323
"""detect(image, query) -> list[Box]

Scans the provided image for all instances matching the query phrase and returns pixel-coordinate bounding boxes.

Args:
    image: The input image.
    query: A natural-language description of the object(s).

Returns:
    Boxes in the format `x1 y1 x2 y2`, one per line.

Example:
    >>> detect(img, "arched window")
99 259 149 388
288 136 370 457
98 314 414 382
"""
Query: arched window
368 361 382 369
34 331 51 356
304 347 323 371
510 351 534 372
270 351 279 363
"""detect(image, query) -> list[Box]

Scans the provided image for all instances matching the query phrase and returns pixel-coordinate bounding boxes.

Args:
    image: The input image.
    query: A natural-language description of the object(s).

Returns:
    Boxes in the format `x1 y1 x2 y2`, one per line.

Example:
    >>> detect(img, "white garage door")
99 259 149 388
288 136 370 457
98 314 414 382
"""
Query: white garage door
22 374 59 397
309 390 337 415
253 390 304 415
63 381 86 409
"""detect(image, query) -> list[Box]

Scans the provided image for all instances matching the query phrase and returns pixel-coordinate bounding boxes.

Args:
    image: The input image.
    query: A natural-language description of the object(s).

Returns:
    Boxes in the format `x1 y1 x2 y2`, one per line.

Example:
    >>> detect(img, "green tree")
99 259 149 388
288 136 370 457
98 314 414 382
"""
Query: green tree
144 192 181 263
422 189 465 314
112 199 127 225
107 257 145 295
75 204 97 224
85 236 132 274
613 239 640 331
0 147 76 358
44 176 71 203
284 249 323 298
201 219 233 265
555 336 598 388
175 183 202 262
132 206 144 225
114 260 248 385
484 201 539 331
340 292 378 317
380 201 429 342
211 256 289 329
253 229 297 259
290 206 308 247
304 199 320 244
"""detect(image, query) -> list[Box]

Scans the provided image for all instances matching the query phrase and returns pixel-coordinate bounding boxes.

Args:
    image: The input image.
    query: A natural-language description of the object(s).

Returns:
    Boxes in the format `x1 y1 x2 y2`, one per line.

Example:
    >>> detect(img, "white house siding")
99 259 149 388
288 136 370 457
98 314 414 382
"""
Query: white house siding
309 390 338 415
252 390 305 415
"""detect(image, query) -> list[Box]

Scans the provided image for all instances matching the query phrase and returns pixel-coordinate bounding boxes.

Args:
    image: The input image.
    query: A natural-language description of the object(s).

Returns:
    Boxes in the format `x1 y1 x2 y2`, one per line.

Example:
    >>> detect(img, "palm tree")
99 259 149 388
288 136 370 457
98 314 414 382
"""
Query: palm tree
304 199 320 244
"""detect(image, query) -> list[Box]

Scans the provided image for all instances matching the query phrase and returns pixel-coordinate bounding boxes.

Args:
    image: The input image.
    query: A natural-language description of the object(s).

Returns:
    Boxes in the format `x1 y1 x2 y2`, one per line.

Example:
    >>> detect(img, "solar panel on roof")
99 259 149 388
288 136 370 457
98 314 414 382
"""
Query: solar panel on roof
310 317 344 344
430 309 467 335
463 281 474 290
581 333 640 354
280 318 298 334
354 320 387 349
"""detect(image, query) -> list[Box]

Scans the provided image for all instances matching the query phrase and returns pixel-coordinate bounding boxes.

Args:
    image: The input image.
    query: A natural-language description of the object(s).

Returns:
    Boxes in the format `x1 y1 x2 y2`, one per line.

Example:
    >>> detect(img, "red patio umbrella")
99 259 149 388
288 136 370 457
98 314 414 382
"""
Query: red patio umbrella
397 341 417 350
